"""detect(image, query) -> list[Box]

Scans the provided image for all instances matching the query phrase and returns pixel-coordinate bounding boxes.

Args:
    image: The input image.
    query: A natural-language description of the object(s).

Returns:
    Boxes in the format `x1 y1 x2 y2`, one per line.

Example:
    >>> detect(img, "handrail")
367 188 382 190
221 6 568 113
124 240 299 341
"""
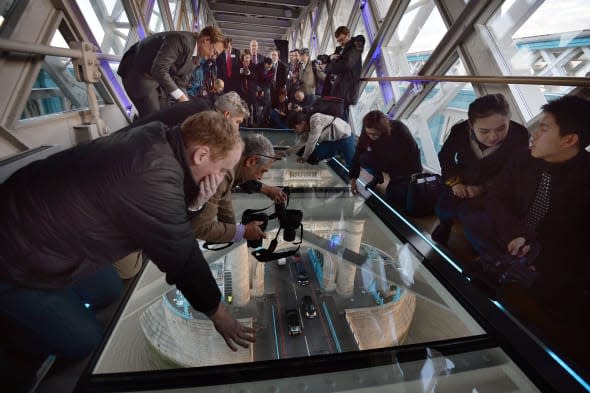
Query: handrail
361 75 590 87
0 37 122 61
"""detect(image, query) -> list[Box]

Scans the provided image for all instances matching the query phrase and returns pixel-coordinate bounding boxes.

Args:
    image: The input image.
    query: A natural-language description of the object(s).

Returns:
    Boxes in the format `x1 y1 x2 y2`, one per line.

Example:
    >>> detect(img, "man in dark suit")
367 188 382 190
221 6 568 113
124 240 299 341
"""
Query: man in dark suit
269 48 288 120
118 26 224 118
249 40 264 67
216 37 241 94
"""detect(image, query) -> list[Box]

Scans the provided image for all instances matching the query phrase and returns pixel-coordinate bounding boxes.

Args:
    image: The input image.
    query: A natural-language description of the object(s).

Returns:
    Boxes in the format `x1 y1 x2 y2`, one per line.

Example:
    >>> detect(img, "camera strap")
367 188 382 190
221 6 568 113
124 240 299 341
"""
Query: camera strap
203 241 233 251
252 223 303 262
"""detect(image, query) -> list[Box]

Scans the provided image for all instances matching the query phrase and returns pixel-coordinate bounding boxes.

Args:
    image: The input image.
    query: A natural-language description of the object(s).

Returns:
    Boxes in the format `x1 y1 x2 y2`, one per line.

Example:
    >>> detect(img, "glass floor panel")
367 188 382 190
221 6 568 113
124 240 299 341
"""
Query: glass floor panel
103 347 540 393
93 189 484 374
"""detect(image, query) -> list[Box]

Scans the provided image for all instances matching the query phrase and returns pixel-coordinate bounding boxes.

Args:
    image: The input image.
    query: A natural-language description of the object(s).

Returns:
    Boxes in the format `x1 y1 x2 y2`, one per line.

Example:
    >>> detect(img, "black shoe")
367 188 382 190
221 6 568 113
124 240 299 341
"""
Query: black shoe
431 222 451 245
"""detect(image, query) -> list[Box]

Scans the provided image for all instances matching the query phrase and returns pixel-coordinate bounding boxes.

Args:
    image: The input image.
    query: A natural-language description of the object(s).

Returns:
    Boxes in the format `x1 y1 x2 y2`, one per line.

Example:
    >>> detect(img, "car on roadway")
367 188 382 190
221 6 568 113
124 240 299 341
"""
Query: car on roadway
286 309 302 336
301 295 317 319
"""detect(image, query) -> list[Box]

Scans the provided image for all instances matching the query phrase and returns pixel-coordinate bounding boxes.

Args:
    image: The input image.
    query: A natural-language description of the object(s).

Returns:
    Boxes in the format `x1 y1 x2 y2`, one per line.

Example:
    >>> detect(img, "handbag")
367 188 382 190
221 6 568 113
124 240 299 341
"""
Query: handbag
405 172 443 217
310 96 345 119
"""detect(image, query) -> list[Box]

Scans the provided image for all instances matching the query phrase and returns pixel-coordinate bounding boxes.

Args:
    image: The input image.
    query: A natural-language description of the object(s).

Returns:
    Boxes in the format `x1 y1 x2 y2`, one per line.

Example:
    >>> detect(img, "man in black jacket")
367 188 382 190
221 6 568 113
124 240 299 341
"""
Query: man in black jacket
468 95 590 372
118 26 224 118
324 26 365 121
0 111 255 360
465 96 590 306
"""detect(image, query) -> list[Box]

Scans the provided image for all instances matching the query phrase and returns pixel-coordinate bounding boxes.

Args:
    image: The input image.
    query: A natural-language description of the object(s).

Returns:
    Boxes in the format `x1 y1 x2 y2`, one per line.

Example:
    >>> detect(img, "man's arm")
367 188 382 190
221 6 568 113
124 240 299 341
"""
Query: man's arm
301 115 324 161
150 33 191 100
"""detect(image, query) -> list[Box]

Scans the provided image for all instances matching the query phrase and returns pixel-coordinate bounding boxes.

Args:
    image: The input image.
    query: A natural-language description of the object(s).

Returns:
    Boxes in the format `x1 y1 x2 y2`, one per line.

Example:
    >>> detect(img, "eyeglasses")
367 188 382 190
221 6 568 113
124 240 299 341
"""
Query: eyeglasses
257 153 284 161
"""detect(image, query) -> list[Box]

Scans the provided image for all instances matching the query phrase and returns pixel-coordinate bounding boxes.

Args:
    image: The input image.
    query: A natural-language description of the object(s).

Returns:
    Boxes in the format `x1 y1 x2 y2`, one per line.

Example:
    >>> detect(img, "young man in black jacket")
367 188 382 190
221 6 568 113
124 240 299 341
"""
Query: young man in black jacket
324 26 365 121
466 96 590 308
0 111 255 360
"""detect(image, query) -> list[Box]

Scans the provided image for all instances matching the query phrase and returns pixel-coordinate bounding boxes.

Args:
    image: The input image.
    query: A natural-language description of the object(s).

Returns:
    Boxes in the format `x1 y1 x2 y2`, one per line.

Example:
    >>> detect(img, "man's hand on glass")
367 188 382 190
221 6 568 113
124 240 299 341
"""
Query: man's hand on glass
210 303 256 351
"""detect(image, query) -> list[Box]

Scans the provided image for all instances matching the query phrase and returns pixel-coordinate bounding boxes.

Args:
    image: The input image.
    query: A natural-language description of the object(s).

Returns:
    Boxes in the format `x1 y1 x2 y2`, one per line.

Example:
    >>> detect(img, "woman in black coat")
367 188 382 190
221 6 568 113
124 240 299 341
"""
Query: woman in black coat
431 93 529 245
350 110 422 208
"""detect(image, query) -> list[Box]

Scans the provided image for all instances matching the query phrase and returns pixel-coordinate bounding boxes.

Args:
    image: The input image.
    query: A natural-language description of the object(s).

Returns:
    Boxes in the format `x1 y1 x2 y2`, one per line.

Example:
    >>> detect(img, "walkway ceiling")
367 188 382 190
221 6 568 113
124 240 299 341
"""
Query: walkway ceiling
205 0 314 53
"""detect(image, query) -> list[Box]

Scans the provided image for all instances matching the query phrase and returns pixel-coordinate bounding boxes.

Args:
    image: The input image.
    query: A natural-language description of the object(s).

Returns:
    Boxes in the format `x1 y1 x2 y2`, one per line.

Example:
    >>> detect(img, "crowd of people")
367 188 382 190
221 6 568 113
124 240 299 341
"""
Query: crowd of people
0 23 588 376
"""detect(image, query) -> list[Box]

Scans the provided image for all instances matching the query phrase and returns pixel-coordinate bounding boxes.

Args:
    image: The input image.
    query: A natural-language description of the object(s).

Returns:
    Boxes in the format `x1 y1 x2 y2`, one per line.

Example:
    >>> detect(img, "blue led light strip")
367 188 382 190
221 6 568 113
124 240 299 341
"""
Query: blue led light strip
322 302 342 353
491 301 590 392
271 304 280 360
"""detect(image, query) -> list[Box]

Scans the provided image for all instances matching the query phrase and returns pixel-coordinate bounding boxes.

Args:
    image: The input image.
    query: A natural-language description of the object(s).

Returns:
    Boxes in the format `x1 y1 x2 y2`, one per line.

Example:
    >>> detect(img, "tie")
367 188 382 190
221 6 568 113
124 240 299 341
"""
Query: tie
525 170 551 231
226 52 232 78
253 53 257 64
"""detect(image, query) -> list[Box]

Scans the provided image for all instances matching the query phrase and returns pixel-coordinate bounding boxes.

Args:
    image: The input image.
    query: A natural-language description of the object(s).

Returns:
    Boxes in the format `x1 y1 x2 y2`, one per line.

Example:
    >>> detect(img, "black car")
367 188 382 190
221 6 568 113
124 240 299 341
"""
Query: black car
301 295 317 319
286 309 302 336
295 261 309 286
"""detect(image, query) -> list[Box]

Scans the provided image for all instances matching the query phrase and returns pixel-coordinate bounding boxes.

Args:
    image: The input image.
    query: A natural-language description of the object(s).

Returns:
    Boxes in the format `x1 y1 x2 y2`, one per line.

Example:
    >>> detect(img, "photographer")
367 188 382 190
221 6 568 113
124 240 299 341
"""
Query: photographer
287 111 354 167
323 26 365 121
193 134 288 243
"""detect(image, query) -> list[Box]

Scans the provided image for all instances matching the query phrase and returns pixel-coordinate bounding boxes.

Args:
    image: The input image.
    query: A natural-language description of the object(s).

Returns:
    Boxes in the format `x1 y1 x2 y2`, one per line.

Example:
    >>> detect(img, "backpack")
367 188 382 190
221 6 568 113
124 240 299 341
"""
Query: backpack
310 96 345 119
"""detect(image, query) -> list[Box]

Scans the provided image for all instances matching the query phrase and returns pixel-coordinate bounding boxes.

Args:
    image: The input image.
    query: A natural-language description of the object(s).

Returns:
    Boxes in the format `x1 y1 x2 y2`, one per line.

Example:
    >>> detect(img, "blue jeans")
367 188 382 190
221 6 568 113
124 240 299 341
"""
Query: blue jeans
308 135 355 168
0 265 122 360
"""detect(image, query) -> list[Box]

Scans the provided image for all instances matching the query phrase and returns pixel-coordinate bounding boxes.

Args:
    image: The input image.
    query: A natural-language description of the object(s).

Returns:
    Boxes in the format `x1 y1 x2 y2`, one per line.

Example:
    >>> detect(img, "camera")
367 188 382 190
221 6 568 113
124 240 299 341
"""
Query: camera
276 207 303 242
241 210 269 248
316 54 330 65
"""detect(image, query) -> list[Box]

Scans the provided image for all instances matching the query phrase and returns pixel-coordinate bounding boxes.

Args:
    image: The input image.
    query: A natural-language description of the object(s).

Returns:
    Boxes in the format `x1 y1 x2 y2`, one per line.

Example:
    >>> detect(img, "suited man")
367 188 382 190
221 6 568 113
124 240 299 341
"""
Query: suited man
216 37 241 94
249 40 264 67
118 26 224 118
269 48 288 113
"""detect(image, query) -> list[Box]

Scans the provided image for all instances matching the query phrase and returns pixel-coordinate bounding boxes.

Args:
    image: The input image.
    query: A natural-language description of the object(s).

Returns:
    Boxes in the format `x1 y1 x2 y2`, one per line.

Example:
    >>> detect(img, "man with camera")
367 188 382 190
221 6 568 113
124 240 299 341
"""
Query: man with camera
0 111 255 361
192 134 287 244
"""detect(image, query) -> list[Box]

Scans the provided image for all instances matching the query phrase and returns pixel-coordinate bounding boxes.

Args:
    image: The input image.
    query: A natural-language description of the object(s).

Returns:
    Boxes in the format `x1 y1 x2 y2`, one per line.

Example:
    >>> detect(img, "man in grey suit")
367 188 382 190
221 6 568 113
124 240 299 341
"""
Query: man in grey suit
118 26 224 118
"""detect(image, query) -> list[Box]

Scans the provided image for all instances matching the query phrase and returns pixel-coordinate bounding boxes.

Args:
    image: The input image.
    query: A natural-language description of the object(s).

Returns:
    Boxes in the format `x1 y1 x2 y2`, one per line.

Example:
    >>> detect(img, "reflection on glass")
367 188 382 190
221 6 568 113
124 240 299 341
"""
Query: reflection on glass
149 1 165 33
350 70 386 135
77 0 131 55
185 0 194 31
402 57 474 172
333 0 354 30
92 159 484 373
484 0 590 120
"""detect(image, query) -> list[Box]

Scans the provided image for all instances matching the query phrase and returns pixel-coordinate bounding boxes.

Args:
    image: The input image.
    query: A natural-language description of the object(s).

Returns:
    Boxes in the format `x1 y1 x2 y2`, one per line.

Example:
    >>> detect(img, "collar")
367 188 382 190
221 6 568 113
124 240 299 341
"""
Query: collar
166 125 200 204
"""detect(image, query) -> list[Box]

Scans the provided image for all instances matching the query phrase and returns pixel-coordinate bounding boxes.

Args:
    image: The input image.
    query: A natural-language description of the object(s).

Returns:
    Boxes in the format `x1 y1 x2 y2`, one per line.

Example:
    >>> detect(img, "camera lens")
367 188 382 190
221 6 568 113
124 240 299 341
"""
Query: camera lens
283 228 296 242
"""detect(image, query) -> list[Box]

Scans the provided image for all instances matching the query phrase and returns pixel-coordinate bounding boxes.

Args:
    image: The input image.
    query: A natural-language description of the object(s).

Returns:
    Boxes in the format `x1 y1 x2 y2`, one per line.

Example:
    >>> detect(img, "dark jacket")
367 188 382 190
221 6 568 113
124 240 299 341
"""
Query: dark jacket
118 97 213 132
118 31 197 95
0 122 221 316
438 120 529 187
216 48 241 92
324 35 365 106
350 120 422 180
486 151 590 300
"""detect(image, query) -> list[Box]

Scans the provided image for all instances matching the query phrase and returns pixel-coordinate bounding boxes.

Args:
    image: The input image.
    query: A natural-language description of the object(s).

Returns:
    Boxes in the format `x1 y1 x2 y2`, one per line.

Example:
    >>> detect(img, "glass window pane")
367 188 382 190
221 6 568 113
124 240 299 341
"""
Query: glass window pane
352 12 369 62
333 0 354 29
302 14 312 47
0 0 16 29
185 0 194 31
316 3 328 47
350 70 387 135
21 30 106 119
149 1 165 33
77 0 132 56
402 57 475 172
324 34 335 56
484 0 590 121
375 0 393 20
